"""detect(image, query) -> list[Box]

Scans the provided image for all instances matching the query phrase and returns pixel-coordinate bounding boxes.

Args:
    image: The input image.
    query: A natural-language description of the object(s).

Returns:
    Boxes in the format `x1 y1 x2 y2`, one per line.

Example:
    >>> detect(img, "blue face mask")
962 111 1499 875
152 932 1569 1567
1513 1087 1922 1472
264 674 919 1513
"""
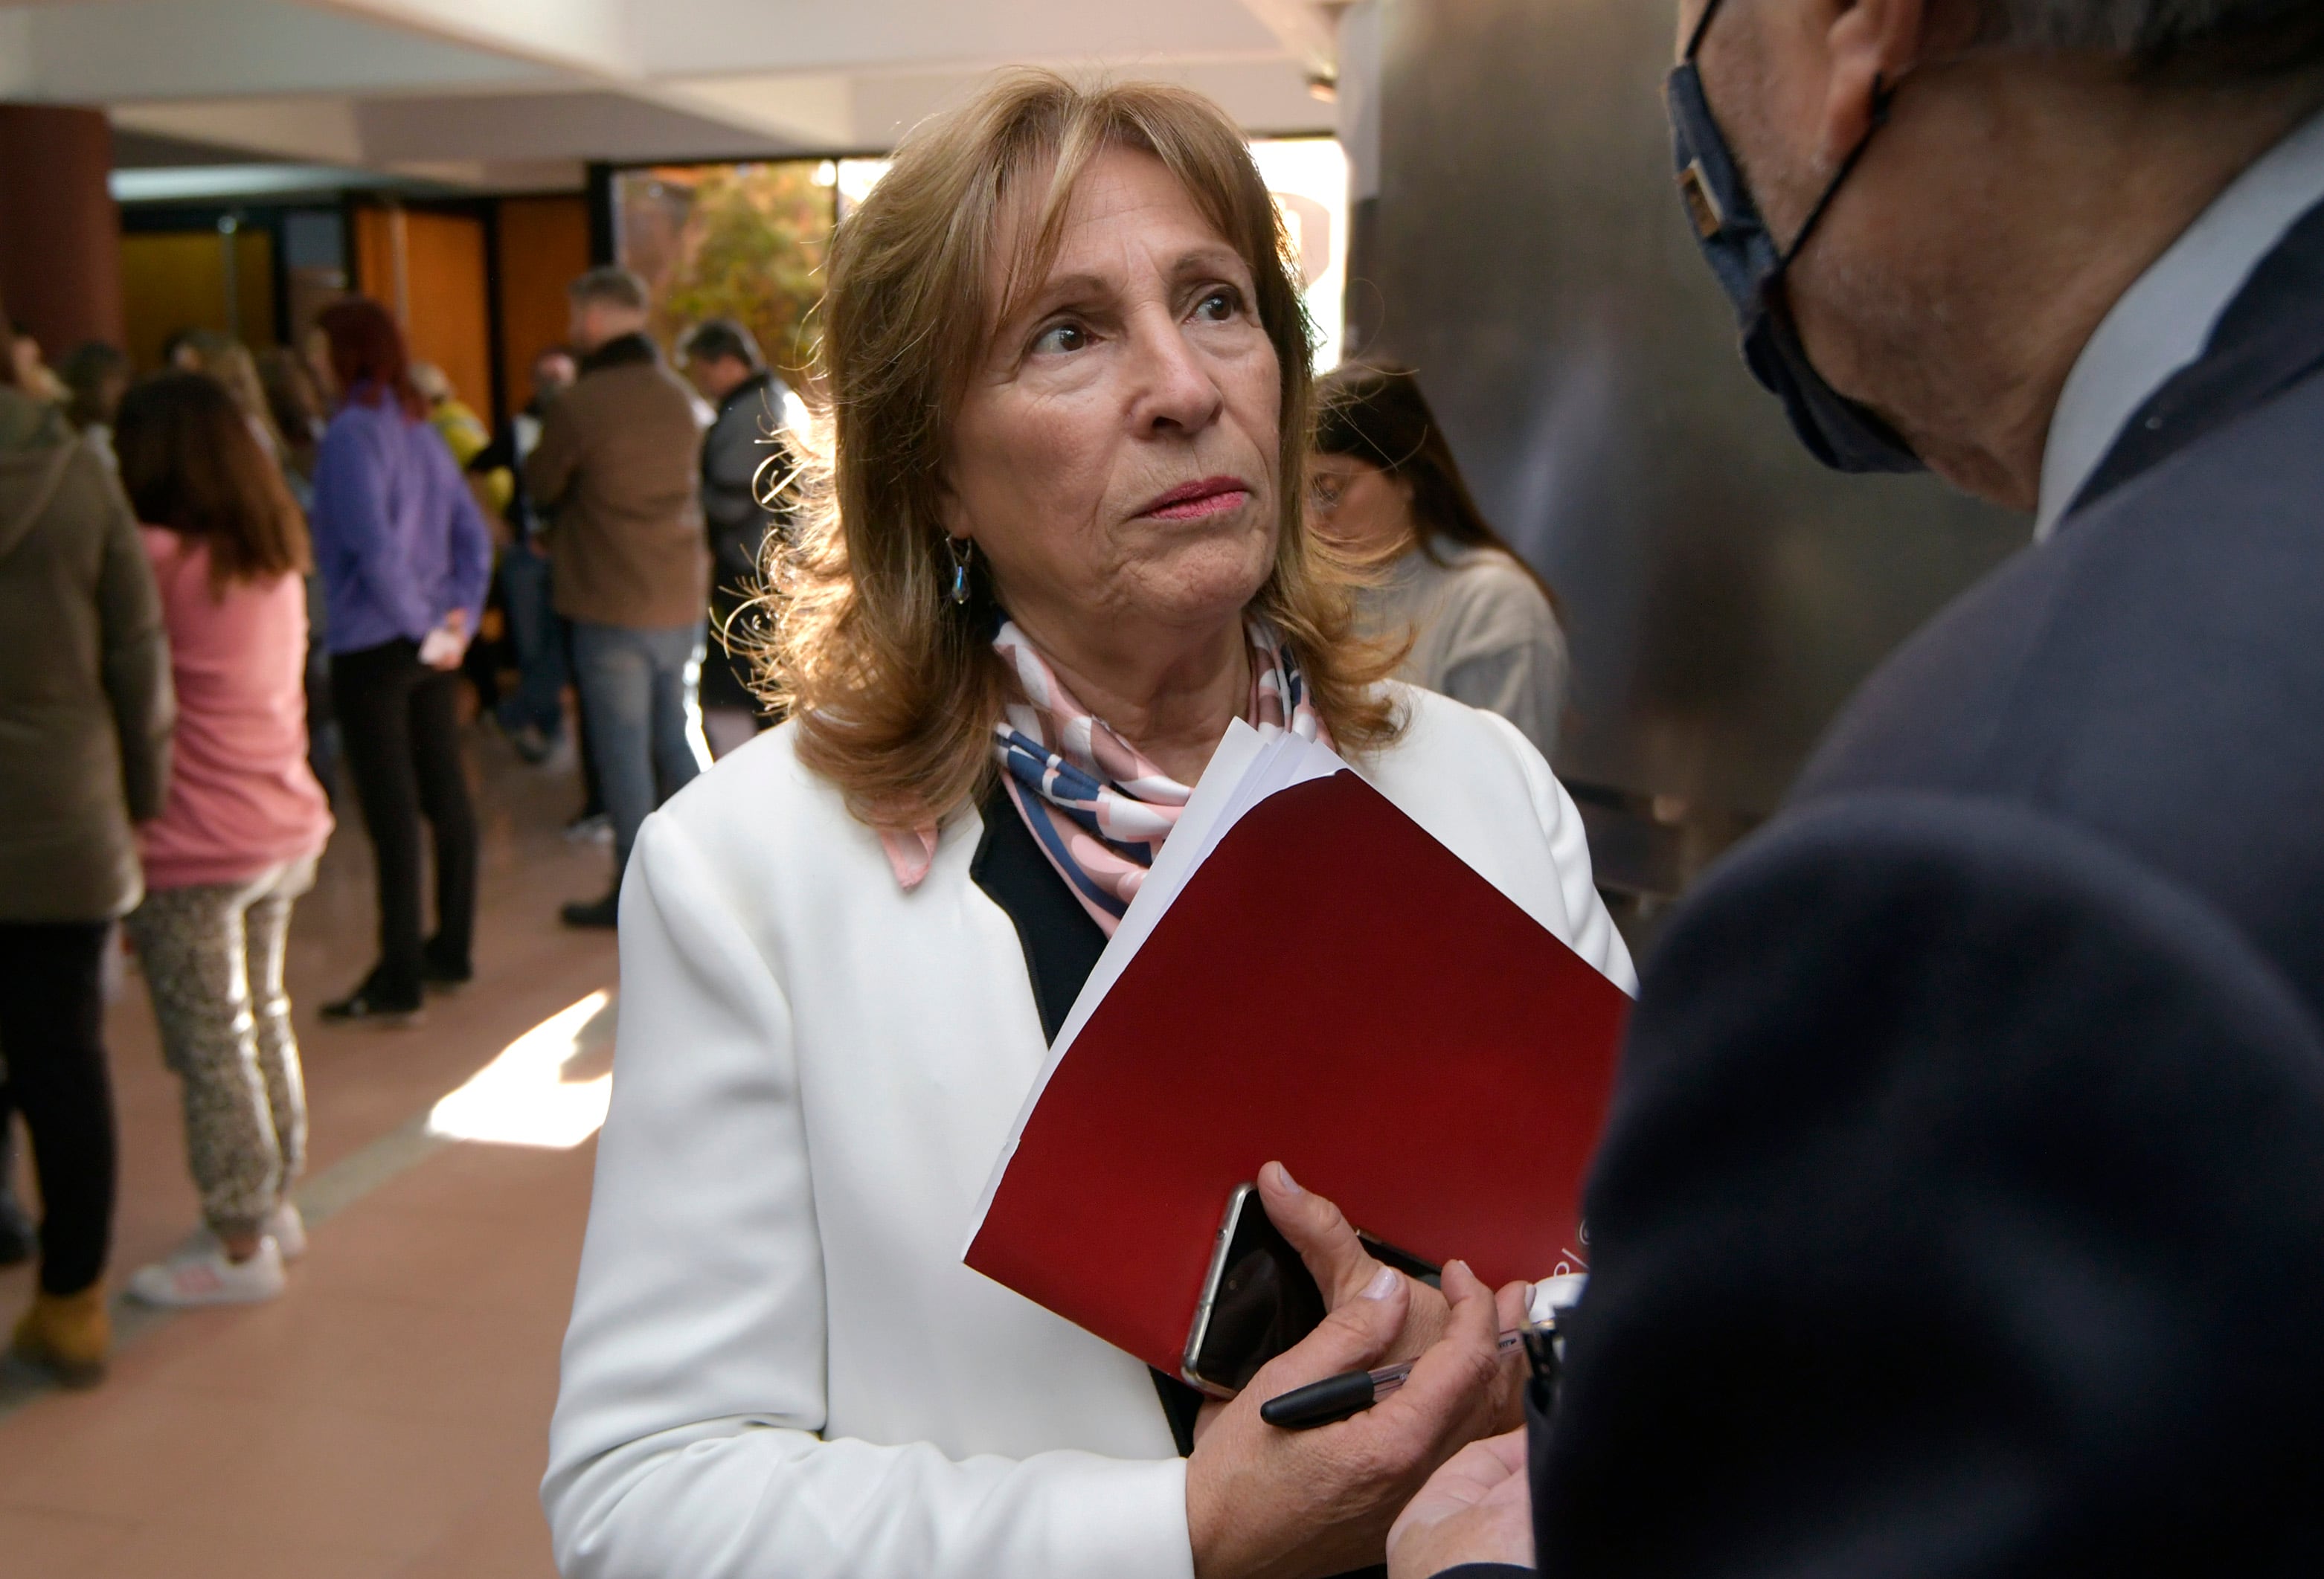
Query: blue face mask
1666 0 1923 474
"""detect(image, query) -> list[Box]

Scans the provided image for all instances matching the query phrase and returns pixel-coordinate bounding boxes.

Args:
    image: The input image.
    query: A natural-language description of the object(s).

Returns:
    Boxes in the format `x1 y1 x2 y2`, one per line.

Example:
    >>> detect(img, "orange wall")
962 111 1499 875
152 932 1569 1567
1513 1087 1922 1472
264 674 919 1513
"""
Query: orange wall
495 195 591 419
352 205 493 417
352 207 397 321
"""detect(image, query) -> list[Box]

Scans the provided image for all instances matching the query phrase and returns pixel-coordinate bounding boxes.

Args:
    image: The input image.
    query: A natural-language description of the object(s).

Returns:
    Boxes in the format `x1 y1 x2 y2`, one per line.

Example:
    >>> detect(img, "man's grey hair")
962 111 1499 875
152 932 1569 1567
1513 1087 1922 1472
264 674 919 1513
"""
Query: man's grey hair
1974 0 2324 74
568 266 649 312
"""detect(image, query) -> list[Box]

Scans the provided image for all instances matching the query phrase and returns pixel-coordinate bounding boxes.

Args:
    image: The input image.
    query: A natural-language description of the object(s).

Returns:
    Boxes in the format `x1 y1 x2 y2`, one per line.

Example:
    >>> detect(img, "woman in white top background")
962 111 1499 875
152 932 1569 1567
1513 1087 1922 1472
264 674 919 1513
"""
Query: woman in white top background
1309 365 1571 762
543 71 1634 1579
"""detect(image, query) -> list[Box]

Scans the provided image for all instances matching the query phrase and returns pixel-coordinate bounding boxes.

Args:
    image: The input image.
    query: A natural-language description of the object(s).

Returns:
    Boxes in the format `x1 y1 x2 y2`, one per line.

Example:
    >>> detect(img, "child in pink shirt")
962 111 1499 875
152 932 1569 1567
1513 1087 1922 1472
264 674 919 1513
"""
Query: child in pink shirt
136 530 333 890
115 373 332 1307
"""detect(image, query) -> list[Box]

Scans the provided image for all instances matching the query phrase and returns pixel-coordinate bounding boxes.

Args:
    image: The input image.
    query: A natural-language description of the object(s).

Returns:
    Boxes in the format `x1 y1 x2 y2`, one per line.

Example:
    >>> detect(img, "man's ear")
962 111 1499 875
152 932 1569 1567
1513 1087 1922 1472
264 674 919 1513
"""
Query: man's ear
1822 0 1929 164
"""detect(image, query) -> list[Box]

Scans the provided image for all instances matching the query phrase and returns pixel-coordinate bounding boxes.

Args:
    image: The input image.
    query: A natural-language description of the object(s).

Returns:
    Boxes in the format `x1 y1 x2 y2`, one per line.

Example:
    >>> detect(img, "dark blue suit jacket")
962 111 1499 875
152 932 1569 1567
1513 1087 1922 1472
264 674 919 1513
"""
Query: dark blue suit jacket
1791 197 2324 1022
1460 204 2324 1577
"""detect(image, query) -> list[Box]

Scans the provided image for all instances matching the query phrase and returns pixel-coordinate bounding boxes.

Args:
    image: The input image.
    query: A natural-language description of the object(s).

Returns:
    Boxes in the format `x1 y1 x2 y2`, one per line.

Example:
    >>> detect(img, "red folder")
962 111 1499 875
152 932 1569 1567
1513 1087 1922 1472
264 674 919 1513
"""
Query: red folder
965 769 1631 1377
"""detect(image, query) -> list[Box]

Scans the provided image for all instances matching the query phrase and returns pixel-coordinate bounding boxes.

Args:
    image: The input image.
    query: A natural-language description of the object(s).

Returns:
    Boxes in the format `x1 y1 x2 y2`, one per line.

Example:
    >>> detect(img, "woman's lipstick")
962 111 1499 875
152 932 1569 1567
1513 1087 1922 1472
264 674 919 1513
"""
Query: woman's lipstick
1138 476 1253 521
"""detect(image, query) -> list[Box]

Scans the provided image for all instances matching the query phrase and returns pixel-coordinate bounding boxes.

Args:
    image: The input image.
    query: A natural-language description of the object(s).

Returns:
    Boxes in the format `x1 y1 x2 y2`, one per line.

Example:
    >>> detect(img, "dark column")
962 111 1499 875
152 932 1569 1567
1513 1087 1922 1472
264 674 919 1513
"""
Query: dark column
585 161 617 267
0 106 125 353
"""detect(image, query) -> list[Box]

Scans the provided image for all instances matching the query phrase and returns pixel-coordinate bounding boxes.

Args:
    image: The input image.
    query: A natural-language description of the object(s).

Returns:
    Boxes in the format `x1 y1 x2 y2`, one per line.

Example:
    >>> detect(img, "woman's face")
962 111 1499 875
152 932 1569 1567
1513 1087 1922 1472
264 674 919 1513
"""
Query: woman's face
944 147 1282 656
1306 452 1415 558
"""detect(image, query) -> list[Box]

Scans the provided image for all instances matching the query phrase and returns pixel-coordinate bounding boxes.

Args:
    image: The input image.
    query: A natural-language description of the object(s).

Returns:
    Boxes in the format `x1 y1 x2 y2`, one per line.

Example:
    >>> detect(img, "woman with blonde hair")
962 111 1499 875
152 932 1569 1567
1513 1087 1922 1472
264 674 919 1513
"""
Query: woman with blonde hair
545 71 1633 1579
172 329 291 467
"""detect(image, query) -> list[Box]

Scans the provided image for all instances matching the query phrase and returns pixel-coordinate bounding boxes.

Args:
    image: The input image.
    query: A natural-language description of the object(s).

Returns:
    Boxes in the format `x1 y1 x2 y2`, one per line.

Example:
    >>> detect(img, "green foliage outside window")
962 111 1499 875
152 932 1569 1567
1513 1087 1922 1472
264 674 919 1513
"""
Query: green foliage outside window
626 162 834 382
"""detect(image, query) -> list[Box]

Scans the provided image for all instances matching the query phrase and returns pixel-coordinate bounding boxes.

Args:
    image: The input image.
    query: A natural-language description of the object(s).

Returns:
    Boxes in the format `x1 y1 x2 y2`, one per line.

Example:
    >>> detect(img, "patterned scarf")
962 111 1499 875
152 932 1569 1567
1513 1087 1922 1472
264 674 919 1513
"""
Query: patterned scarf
992 618 1327 933
876 619 1329 933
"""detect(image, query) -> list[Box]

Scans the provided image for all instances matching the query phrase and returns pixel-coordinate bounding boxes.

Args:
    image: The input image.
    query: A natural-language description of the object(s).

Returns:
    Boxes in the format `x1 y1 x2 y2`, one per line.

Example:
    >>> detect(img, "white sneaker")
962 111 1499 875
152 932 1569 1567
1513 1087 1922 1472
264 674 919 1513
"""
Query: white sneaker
126 1235 286 1307
266 1202 308 1262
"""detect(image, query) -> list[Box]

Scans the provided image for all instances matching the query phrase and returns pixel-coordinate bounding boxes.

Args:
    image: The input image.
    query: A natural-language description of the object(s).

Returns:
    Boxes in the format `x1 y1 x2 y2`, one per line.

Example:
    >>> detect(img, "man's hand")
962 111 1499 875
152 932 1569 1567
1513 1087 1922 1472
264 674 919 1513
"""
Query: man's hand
1387 1430 1534 1578
1186 1258 1518 1579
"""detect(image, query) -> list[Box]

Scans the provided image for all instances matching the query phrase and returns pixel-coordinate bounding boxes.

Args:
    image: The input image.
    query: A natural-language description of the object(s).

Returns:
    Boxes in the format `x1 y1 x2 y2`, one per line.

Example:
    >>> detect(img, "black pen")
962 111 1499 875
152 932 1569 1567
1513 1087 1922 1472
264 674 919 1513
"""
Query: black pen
1259 1327 1532 1430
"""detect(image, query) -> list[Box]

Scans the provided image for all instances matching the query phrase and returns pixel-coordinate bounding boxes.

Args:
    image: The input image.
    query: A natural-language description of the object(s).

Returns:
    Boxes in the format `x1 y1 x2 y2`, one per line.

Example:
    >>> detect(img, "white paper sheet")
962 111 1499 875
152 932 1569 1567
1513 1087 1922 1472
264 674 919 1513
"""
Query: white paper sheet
417 624 466 668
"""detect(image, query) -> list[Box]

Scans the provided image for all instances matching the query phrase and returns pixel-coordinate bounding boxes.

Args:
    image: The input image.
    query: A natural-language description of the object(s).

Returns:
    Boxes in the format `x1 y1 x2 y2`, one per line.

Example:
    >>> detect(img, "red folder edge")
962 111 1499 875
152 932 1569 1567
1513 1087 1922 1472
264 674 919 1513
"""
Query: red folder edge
966 772 1631 1377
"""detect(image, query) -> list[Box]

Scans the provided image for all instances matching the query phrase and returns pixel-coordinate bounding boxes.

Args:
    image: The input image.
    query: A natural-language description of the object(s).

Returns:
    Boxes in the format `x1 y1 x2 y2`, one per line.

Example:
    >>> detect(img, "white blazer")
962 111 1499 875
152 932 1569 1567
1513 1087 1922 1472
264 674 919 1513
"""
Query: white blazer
543 685 1636 1579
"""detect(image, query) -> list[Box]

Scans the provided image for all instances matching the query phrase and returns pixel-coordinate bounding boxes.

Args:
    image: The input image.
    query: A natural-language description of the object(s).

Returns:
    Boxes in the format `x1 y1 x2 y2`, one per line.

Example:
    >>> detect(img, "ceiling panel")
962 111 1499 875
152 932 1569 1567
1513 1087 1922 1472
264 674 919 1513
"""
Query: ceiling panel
843 57 1330 149
110 125 292 167
628 0 1283 77
16 0 555 101
5 0 1332 181
356 89 805 164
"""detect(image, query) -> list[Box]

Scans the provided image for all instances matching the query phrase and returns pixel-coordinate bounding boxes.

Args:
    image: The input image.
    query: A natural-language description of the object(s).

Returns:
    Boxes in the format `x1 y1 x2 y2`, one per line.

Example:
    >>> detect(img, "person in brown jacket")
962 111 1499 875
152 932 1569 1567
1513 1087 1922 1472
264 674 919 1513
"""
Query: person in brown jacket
0 307 175 1386
525 268 711 929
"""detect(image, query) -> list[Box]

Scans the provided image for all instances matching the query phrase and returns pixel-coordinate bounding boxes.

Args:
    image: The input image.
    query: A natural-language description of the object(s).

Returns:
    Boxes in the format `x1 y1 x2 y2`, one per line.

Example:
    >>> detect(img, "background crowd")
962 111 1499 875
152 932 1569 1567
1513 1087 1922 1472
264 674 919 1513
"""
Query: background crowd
0 257 1567 1384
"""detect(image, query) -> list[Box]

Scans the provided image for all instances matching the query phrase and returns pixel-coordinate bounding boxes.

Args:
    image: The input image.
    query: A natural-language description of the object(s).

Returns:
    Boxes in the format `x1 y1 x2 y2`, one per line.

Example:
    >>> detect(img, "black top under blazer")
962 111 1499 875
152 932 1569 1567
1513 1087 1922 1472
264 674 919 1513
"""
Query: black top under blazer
1449 201 2324 1578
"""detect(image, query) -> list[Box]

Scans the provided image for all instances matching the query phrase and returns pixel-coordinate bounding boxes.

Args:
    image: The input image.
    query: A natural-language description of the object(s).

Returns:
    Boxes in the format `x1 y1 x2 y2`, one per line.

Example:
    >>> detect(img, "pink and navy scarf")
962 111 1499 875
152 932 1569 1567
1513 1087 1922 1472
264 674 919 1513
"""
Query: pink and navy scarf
879 620 1327 933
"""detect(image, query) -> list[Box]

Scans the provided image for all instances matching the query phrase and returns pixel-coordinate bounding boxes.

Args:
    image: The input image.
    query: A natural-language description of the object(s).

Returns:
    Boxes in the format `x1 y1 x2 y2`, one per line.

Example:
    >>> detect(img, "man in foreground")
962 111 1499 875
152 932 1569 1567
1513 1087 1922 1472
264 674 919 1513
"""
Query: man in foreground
527 269 711 929
1381 0 2324 1571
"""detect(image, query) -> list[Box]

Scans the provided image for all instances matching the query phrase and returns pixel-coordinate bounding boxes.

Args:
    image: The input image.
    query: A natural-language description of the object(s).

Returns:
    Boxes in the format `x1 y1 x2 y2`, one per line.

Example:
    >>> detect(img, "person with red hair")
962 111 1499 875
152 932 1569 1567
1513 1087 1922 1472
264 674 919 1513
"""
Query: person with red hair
307 298 492 1023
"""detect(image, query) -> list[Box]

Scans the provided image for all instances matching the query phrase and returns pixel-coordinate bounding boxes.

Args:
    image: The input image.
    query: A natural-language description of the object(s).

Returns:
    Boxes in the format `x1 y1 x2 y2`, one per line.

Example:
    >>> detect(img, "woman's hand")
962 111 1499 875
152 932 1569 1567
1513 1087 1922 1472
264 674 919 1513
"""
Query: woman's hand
1184 1259 1518 1579
1259 1162 1532 1427
1386 1430 1535 1578
422 609 469 671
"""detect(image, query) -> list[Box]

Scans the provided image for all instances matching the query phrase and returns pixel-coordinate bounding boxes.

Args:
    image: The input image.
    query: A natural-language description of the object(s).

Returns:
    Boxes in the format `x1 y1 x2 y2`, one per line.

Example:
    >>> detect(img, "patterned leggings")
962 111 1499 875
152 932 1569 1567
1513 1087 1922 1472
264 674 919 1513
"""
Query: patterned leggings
123 858 316 1240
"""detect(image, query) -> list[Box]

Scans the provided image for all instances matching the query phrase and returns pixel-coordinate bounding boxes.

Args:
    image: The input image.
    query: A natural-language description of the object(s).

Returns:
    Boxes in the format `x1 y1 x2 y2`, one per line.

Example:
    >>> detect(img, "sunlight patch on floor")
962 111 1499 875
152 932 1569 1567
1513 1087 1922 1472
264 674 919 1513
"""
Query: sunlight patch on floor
428 989 616 1149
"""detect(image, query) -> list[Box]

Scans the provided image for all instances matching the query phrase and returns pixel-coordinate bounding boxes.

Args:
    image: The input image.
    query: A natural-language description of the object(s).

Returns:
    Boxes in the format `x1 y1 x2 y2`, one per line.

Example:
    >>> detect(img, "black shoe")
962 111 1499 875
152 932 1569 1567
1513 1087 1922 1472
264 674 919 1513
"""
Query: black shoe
420 945 473 992
560 893 620 930
321 975 426 1026
504 721 556 765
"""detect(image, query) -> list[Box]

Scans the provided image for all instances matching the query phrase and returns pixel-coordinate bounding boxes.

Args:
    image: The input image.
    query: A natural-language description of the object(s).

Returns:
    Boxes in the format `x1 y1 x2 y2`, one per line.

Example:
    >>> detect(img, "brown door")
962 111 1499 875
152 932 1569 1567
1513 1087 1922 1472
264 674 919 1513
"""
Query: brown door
495 195 591 421
353 205 493 416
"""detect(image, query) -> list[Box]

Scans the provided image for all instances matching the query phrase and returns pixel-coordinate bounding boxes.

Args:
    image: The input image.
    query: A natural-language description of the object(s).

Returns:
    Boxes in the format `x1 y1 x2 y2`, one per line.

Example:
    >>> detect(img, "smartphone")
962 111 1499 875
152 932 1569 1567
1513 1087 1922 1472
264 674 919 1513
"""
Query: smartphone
1181 1183 1442 1398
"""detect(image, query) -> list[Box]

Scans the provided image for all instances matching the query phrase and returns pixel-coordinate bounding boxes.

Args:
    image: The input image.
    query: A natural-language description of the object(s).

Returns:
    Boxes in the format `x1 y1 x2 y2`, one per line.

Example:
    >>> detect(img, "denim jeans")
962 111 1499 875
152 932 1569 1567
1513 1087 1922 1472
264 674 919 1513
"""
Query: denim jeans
496 541 568 740
570 620 711 878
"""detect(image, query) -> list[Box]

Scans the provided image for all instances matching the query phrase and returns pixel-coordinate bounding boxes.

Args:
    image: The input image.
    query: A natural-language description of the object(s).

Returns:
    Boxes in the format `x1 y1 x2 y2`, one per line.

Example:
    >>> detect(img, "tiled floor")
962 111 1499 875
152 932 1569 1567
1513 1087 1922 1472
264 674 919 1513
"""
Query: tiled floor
0 724 624 1578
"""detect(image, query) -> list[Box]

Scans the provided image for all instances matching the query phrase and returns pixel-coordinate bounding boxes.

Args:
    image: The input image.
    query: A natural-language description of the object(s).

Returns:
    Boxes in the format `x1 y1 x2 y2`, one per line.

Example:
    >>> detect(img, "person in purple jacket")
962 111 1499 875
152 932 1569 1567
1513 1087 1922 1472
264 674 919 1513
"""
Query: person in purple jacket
308 299 491 1023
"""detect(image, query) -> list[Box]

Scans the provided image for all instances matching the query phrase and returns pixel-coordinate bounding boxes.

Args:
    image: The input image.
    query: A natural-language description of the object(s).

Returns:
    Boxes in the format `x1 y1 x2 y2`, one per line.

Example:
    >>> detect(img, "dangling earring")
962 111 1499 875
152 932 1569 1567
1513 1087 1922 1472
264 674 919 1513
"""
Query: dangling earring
946 537 974 608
